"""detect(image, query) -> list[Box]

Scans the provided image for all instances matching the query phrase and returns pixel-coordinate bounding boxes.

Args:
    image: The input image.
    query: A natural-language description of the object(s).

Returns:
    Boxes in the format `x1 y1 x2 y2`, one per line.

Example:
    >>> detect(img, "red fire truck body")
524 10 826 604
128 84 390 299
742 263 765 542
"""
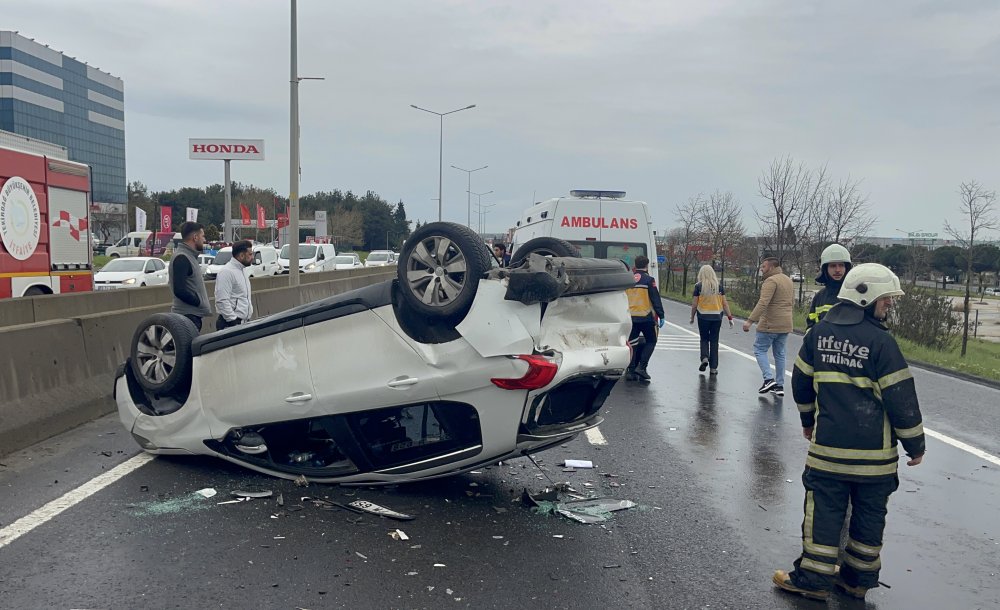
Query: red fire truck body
0 145 93 298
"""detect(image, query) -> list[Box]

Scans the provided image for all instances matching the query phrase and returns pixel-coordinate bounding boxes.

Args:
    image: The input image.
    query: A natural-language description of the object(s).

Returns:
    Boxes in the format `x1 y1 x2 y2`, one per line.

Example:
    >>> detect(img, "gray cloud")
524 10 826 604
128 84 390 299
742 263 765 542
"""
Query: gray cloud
6 0 1000 235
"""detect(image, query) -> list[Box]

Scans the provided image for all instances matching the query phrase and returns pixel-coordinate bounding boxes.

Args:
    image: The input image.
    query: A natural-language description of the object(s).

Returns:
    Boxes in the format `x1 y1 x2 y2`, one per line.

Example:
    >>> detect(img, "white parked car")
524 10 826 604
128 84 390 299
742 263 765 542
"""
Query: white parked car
984 287 999 296
94 257 168 290
790 272 804 282
197 254 215 275
115 223 633 484
364 250 397 267
331 253 364 270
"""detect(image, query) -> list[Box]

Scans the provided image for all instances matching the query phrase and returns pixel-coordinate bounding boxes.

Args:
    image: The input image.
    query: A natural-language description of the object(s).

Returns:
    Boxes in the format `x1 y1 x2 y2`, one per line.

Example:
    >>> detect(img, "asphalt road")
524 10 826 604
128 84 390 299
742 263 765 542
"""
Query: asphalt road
1 300 998 609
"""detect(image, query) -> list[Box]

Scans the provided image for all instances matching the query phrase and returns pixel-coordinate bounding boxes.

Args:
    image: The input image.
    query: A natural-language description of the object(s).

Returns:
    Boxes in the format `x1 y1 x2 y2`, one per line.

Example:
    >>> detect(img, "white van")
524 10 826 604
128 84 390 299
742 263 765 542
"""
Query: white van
106 231 181 258
510 190 657 273
278 243 337 273
204 244 282 279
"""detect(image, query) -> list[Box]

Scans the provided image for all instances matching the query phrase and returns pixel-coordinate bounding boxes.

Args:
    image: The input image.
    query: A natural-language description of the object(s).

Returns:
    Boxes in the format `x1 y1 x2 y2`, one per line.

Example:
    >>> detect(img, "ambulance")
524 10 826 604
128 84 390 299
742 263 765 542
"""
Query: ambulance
510 190 657 272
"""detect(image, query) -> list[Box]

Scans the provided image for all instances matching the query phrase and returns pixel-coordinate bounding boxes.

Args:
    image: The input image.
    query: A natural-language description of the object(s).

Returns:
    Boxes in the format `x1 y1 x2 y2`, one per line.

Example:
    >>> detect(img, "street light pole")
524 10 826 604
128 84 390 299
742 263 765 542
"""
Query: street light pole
895 228 921 287
410 104 476 221
471 190 493 234
451 164 487 228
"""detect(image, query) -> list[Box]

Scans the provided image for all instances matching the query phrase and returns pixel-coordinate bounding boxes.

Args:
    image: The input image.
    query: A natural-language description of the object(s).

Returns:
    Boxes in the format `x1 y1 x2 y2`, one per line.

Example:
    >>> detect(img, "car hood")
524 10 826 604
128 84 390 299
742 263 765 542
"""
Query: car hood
95 271 142 282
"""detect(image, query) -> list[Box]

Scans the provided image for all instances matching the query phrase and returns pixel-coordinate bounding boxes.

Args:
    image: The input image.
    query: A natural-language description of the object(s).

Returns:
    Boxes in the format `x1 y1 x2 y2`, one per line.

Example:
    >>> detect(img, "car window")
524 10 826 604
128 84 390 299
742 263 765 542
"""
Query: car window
254 252 262 265
155 259 166 271
101 259 146 272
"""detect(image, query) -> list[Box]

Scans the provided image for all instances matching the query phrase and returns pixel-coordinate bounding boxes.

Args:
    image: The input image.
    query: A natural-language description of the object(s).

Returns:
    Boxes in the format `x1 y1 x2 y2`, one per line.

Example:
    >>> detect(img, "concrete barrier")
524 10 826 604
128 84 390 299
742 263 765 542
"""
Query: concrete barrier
0 266 397 329
0 267 396 457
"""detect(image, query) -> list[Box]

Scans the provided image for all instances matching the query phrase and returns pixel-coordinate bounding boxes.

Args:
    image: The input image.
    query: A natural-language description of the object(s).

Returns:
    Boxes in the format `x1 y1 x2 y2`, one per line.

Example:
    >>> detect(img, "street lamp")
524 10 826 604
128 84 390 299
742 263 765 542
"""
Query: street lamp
472 190 494 234
410 103 476 221
451 164 487 228
289 0 324 286
895 228 921 287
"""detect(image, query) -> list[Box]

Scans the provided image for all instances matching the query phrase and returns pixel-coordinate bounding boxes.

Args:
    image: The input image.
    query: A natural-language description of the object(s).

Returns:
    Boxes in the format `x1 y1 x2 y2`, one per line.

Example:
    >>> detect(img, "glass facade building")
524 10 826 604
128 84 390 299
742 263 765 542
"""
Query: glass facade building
0 31 125 204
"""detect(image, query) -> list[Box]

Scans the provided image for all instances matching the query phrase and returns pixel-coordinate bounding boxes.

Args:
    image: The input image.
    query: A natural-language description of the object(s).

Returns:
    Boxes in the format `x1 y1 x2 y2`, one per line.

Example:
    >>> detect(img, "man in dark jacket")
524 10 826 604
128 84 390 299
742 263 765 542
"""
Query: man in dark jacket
170 221 212 331
625 255 665 381
807 243 852 330
773 263 925 601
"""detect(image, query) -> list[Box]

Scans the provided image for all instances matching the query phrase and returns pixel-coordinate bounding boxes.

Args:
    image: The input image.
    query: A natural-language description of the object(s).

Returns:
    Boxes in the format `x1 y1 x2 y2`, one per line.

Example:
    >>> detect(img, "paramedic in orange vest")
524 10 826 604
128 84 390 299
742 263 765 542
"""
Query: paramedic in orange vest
625 255 665 381
689 265 734 374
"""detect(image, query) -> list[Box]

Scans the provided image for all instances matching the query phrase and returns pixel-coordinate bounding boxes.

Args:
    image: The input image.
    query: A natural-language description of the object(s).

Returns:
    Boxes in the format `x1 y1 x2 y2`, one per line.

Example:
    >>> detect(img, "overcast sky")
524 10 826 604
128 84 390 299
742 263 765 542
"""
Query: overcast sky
7 0 1000 236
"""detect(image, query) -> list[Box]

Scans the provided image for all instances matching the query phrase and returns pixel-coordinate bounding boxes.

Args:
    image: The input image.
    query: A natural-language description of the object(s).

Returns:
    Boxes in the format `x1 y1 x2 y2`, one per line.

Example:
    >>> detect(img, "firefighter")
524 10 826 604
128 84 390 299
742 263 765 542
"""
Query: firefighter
807 243 852 330
773 263 925 601
625 255 665 381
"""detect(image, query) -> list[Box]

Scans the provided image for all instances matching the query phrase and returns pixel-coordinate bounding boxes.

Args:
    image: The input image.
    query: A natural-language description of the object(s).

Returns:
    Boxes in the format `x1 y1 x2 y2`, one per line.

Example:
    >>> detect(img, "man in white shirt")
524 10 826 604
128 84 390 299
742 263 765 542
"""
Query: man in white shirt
215 240 254 330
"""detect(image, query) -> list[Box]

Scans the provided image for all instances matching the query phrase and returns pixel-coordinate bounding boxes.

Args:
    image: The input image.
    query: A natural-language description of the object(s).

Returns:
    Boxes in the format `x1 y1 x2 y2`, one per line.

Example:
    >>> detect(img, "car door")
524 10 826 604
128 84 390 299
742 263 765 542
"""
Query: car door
304 310 440 414
153 259 168 284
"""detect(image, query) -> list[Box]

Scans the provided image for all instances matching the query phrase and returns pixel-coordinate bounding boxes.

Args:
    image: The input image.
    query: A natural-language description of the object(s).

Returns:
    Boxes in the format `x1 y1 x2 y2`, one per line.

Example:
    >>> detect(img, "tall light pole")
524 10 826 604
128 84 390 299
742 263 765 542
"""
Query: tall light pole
451 164 487 228
410 104 476 221
472 190 493 234
289 0 323 286
895 228 920 287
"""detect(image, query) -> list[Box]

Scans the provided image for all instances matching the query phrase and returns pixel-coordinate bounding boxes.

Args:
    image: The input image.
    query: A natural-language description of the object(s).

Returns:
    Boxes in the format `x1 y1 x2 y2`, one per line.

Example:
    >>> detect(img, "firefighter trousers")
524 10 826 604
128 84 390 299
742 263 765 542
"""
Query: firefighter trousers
790 467 899 591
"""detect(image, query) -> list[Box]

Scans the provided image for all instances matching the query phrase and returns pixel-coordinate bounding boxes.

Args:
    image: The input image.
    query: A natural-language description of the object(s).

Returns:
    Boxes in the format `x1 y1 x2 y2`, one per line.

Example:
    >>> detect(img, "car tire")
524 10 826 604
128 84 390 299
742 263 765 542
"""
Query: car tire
509 237 581 267
109 253 119 259
129 313 198 397
397 221 491 322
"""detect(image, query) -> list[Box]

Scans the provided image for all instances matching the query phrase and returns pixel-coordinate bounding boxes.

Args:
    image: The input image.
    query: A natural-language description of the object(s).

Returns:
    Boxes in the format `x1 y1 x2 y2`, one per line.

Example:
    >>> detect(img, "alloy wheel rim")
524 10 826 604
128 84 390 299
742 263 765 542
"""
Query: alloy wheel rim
135 324 176 383
405 235 468 307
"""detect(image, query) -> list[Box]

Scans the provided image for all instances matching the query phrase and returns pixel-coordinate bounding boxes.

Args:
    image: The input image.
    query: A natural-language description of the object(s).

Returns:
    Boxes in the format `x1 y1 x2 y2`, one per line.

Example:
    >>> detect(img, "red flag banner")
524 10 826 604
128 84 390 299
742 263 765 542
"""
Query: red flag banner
277 213 289 229
256 204 266 229
160 206 172 232
240 203 251 225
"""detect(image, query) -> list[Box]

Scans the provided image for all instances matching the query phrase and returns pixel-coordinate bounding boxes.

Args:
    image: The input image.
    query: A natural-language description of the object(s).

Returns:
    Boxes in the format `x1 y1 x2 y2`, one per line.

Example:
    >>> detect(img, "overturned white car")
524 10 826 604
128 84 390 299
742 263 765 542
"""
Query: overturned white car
115 223 634 484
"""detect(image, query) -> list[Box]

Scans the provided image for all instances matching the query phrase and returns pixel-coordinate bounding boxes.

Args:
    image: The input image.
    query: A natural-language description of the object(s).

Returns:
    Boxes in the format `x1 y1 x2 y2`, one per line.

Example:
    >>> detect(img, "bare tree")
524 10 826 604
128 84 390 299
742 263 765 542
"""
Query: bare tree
696 190 745 282
945 181 999 356
755 156 826 268
329 209 365 247
674 195 706 296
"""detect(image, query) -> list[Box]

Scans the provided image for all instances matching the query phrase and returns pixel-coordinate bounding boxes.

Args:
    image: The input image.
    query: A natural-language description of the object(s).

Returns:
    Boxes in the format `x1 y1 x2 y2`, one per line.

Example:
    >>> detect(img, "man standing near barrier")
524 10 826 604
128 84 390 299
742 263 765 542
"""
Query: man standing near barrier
215 240 254 330
773 263 925 601
170 221 212 331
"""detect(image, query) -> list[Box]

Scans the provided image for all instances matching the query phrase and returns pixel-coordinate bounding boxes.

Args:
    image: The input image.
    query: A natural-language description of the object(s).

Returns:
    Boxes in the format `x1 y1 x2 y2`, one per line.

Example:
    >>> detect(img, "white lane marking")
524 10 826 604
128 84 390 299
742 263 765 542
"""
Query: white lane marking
664 321 1000 467
585 427 608 445
925 429 1000 467
0 453 155 550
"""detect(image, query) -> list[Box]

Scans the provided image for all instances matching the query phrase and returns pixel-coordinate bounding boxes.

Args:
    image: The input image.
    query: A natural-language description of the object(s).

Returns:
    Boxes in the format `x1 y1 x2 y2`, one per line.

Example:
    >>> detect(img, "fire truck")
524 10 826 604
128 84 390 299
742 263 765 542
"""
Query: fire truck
0 143 93 298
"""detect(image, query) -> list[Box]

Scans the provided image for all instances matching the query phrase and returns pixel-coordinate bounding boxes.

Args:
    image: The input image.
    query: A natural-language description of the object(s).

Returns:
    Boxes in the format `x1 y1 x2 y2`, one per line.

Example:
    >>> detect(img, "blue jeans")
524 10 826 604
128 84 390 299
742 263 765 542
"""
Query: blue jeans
754 331 788 385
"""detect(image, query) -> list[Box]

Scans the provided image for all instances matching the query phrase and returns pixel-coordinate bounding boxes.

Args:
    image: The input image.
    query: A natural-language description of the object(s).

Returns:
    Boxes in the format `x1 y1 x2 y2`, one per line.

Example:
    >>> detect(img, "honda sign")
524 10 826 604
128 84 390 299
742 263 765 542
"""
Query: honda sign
189 139 265 161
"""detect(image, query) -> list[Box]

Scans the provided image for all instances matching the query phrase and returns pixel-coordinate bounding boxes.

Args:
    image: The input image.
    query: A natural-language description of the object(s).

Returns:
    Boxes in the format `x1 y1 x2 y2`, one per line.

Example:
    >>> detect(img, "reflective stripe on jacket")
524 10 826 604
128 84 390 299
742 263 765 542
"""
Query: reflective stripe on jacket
806 283 842 329
792 303 925 480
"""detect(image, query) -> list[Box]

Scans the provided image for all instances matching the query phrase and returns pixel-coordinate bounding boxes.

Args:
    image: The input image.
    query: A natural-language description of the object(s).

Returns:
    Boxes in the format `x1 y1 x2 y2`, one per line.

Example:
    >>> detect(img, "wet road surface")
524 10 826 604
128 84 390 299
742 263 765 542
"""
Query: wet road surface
0 300 998 609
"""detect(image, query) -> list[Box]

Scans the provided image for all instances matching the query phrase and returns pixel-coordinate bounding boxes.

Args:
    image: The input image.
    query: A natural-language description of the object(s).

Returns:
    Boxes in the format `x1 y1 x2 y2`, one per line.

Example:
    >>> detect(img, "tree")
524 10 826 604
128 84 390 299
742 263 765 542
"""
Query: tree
329 209 365 248
879 244 911 277
944 180 999 356
755 156 827 267
930 245 963 287
813 176 876 246
852 242 883 264
696 190 745 281
674 196 705 295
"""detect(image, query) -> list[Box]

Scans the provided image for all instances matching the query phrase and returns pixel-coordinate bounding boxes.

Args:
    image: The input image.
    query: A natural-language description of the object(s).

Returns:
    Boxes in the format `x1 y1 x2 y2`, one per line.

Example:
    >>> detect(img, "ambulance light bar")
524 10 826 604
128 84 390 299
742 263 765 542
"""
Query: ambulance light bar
570 190 626 199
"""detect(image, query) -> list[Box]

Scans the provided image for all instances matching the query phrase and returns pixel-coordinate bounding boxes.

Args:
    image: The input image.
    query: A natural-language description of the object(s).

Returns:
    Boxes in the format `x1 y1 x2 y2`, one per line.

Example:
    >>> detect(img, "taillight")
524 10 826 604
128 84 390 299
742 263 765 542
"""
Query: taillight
491 355 558 390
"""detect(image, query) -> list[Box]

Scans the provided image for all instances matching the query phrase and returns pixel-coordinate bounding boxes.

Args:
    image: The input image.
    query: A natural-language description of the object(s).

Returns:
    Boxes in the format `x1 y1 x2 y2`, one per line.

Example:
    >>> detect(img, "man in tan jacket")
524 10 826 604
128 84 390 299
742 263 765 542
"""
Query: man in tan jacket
742 257 794 396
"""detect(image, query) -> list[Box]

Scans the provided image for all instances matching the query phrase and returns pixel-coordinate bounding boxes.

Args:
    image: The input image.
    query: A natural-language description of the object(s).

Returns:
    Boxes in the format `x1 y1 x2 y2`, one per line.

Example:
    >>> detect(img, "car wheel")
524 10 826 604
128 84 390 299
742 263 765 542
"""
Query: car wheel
509 237 581 267
397 221 491 322
140 283 146 287
23 286 48 297
129 313 198 397
109 253 120 259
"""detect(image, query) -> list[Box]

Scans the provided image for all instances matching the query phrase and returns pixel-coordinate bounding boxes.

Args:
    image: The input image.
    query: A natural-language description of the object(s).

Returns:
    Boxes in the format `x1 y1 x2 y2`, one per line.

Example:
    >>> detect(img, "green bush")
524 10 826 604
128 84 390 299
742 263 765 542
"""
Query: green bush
888 289 960 350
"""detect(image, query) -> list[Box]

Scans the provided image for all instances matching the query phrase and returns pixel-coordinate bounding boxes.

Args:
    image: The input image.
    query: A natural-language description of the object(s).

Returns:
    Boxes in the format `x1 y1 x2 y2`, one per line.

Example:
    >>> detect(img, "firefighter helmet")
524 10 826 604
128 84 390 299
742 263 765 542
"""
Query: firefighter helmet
838 263 904 307
816 243 853 284
820 244 852 266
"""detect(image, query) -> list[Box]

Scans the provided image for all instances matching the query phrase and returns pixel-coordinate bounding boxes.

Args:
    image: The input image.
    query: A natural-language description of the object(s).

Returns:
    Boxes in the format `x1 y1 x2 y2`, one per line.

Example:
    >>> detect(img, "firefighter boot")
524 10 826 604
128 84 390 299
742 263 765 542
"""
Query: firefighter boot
772 570 830 601
835 575 870 599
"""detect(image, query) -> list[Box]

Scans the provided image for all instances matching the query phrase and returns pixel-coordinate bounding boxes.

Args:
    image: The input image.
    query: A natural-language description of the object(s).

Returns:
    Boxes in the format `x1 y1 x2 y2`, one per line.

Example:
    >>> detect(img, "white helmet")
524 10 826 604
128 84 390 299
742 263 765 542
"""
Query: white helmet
838 263 904 307
820 244 851 266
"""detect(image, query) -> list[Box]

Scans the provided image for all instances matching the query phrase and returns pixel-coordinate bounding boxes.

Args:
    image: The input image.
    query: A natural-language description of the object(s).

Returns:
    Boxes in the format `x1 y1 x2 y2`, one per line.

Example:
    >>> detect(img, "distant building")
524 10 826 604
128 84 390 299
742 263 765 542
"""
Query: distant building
0 31 125 206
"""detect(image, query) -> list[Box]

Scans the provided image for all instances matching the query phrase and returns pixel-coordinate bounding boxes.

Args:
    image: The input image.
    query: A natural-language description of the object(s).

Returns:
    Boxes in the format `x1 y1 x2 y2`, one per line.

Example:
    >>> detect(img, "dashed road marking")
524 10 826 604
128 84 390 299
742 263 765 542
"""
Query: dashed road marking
663 321 1000 467
585 427 608 445
0 452 155 550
